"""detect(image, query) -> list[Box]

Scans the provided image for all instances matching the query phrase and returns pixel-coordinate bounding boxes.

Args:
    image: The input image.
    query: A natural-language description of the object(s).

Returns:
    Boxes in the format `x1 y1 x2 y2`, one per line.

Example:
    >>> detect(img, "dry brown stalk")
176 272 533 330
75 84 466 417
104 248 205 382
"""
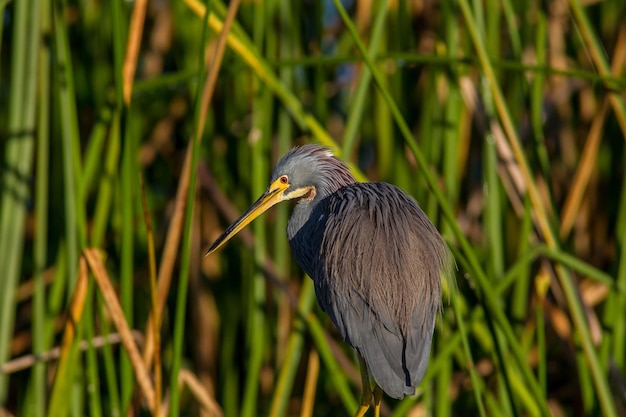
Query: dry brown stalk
84 248 156 413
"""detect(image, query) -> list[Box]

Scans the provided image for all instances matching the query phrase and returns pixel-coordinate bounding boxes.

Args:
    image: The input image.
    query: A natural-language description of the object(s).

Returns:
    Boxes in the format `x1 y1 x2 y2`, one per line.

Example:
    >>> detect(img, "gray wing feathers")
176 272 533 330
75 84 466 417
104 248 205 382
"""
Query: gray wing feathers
311 182 448 398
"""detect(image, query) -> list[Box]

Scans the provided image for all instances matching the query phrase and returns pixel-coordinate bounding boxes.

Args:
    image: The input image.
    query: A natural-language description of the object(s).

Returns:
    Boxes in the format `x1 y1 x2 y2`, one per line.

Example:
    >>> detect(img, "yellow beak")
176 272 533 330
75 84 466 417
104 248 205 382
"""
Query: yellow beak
205 178 289 256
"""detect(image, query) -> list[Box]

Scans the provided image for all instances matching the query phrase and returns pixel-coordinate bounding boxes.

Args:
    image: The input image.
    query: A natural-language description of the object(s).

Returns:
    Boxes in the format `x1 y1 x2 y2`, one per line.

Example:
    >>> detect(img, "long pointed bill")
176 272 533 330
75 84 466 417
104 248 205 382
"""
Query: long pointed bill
205 178 289 256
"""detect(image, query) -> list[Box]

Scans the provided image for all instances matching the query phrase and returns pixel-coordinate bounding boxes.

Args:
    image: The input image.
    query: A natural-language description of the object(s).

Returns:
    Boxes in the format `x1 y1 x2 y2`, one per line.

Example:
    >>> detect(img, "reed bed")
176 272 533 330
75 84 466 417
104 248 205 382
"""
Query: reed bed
1 0 625 416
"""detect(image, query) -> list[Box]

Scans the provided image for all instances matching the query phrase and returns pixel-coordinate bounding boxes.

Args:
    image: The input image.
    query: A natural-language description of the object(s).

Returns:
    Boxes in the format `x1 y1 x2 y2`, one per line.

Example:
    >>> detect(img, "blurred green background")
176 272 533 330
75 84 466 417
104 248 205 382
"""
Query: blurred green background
1 0 626 416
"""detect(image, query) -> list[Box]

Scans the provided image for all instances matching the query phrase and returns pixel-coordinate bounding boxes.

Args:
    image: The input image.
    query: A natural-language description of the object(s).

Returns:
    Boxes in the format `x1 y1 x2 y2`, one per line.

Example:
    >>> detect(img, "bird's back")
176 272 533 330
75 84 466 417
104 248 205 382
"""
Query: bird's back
289 182 451 399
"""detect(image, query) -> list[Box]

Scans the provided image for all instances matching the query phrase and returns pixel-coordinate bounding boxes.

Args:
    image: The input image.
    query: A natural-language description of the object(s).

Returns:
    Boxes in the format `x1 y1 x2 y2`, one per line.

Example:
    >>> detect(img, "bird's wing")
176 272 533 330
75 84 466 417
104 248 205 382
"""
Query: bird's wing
310 182 447 399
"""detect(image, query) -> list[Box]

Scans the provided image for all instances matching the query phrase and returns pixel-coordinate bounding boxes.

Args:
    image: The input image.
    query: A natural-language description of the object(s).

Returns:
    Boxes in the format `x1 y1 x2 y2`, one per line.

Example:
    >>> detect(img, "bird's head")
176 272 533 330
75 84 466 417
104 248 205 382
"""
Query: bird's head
205 144 354 256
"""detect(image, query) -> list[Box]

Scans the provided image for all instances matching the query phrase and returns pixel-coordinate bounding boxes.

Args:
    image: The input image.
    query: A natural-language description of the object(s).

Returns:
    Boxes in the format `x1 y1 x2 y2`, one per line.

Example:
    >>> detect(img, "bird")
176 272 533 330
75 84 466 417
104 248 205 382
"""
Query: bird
205 144 453 416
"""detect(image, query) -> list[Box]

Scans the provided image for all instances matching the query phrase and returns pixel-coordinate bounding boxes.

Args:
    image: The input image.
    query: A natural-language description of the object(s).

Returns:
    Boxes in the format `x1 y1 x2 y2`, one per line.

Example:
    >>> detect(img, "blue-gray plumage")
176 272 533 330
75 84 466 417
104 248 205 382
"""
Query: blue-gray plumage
206 144 453 413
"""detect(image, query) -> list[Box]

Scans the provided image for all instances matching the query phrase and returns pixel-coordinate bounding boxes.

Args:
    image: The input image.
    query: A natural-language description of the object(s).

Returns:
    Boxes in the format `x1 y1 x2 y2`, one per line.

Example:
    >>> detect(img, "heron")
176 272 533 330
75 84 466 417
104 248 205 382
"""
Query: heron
206 144 452 416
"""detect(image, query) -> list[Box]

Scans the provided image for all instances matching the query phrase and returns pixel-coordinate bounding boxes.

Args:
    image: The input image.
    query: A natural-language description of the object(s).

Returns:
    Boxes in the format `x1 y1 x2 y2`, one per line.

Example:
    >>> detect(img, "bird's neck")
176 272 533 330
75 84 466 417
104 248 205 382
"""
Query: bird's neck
287 174 354 242
287 201 313 242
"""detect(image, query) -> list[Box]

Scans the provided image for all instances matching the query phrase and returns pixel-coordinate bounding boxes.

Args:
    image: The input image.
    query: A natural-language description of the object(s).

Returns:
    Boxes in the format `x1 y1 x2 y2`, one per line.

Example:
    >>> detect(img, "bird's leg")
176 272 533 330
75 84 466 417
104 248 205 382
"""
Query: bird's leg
354 354 373 417
373 384 383 417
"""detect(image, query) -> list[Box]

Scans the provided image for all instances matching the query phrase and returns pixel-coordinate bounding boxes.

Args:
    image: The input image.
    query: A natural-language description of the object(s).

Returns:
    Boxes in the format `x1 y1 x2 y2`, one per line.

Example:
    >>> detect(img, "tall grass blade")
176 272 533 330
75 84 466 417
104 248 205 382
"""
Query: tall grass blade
0 0 39 402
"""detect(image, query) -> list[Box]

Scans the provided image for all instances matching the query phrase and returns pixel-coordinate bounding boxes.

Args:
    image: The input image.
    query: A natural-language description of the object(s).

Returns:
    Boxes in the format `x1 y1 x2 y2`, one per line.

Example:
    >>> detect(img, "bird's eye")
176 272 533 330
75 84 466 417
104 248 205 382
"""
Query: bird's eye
279 175 288 184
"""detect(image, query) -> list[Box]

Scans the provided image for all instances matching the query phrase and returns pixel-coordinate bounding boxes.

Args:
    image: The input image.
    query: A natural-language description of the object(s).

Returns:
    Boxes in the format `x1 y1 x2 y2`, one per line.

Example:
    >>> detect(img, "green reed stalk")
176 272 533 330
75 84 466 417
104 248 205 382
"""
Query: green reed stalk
452 292 488 417
0 0 39 402
47 0 91 411
341 0 388 158
568 0 626 138
273 0 294 371
241 6 270 415
169 2 212 414
29 3 51 412
269 279 317 417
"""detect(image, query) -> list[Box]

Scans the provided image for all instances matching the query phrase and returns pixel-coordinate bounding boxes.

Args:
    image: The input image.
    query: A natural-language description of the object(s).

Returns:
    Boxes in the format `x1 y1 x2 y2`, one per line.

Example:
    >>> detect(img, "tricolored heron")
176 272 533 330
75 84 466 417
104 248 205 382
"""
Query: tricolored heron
206 144 452 416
